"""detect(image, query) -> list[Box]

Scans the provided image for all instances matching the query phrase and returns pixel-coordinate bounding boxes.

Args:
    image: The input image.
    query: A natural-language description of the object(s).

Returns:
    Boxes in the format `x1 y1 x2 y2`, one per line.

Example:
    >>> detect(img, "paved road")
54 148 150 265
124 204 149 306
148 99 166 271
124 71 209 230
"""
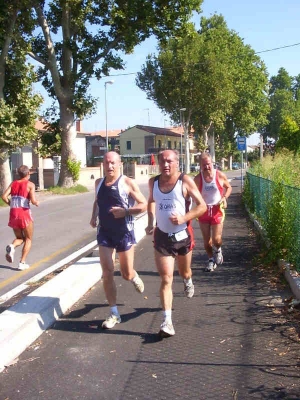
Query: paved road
0 181 150 298
2 170 299 399
0 173 241 298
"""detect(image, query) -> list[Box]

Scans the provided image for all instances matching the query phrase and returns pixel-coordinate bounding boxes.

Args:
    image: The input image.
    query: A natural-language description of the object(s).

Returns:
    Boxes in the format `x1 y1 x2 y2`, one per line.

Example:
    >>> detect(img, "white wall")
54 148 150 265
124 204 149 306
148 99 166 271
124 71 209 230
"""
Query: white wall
73 135 87 167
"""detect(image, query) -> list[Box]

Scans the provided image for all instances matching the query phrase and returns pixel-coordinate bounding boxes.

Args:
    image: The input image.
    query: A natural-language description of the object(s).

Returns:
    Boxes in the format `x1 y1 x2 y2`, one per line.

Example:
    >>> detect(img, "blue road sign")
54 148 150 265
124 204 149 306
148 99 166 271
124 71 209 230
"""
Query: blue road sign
237 136 246 151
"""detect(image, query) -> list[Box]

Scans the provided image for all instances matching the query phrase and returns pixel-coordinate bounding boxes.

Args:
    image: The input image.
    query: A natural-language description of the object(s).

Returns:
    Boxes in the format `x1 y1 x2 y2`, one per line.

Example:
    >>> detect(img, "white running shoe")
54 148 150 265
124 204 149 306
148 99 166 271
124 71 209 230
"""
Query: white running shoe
6 244 15 263
18 262 30 270
184 281 195 298
205 259 217 272
159 320 175 338
215 248 223 265
102 314 121 329
132 273 144 293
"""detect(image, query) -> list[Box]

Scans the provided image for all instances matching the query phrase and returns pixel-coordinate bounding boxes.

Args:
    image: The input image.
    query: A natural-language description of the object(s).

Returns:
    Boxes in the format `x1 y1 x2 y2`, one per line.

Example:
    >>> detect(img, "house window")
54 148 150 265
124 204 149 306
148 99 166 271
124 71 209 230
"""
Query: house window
126 141 131 150
158 140 162 148
168 140 171 149
174 141 177 149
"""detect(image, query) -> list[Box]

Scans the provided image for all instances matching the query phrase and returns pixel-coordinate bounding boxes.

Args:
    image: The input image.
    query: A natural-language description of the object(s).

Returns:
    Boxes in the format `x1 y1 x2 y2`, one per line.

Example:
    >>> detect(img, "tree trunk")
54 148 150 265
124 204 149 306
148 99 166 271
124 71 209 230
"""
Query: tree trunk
200 122 212 147
0 154 12 195
57 104 76 187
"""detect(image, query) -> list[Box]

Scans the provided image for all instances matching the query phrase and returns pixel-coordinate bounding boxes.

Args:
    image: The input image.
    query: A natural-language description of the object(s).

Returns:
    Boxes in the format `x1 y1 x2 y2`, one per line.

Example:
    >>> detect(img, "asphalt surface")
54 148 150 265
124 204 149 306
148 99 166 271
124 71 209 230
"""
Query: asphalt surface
1 176 300 399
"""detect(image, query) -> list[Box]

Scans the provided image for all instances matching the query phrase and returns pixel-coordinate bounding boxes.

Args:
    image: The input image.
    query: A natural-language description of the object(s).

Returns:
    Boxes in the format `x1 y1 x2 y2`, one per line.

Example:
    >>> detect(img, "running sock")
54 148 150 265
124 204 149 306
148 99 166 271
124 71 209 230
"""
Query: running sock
183 277 193 285
163 310 172 322
110 306 119 317
131 272 140 283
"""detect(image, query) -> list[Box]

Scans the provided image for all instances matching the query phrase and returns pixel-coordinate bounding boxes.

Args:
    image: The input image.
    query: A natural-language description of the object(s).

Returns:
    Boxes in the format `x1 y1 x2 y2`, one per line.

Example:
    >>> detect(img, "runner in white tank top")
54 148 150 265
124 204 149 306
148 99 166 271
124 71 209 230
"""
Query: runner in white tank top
153 173 191 234
146 150 207 338
194 153 232 272
200 169 222 206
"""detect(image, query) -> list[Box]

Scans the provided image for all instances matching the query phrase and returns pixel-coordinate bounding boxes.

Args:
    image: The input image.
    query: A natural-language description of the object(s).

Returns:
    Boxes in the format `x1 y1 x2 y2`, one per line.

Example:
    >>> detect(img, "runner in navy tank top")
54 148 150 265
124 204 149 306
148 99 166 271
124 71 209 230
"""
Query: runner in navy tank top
90 152 147 329
97 175 135 241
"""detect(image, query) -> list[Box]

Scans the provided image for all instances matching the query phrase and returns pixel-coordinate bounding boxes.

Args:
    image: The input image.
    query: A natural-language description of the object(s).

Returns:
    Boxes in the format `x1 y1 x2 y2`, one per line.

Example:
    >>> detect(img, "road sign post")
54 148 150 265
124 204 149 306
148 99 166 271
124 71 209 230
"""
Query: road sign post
237 136 246 151
237 136 247 189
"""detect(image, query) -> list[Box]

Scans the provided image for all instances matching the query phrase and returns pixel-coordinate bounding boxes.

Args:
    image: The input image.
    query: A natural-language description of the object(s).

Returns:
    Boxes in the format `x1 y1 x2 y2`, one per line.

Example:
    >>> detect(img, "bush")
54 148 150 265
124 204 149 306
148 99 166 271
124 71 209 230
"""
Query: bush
244 149 300 271
66 158 81 182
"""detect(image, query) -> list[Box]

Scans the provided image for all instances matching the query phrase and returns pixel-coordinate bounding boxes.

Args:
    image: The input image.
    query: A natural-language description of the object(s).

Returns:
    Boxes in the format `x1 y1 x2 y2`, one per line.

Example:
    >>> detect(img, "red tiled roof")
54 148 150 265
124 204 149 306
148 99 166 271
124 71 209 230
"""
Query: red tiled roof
86 129 122 138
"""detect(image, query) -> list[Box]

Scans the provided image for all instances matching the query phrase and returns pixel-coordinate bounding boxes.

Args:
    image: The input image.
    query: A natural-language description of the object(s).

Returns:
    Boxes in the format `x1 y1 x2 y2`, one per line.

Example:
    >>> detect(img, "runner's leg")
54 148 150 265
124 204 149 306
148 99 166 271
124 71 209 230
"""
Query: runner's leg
20 222 34 263
155 250 175 311
99 246 116 306
12 228 25 248
211 223 223 249
199 223 213 259
118 246 136 281
177 251 193 280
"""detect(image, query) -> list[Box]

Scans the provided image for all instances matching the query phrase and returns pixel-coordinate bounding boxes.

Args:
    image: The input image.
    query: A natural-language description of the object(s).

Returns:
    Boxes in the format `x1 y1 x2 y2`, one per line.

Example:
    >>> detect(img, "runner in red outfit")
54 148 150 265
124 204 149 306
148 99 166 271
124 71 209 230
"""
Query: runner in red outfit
194 153 232 272
2 165 39 270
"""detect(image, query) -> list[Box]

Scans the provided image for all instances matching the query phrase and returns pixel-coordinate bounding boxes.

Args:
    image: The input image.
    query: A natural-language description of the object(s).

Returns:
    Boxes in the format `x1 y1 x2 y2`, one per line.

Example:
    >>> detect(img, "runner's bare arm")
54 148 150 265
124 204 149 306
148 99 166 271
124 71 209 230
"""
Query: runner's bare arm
218 172 232 208
126 178 147 215
183 175 207 222
29 182 39 206
1 184 12 205
145 177 155 234
193 173 201 188
90 178 101 228
110 177 147 219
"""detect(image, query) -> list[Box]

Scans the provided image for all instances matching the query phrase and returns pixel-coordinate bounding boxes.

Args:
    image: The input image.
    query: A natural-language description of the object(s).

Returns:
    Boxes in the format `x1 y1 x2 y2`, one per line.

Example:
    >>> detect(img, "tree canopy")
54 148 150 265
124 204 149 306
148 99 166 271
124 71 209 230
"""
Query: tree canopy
263 68 300 142
29 0 203 186
136 14 270 162
0 0 42 193
276 116 300 154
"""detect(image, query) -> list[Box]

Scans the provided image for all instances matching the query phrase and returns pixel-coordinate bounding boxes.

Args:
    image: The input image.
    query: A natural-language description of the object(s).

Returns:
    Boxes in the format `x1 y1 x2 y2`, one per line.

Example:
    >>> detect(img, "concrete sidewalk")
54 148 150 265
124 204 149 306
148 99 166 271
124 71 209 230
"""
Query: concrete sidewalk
0 177 300 399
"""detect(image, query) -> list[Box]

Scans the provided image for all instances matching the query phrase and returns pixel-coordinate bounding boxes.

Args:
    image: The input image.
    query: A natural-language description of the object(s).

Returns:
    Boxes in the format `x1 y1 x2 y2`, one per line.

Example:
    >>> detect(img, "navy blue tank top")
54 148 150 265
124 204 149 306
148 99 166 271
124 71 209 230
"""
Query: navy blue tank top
97 175 135 235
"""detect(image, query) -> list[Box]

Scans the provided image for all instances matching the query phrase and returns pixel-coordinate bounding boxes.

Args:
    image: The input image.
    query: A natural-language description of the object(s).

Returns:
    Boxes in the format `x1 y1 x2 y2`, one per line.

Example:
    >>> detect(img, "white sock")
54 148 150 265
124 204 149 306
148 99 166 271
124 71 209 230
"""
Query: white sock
110 306 119 316
163 310 172 322
183 277 192 285
131 272 139 283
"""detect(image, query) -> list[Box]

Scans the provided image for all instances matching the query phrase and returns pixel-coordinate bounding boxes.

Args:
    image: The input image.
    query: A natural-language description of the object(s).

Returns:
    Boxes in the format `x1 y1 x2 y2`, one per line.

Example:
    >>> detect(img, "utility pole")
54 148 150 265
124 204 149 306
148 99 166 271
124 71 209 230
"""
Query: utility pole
260 134 264 162
179 108 186 172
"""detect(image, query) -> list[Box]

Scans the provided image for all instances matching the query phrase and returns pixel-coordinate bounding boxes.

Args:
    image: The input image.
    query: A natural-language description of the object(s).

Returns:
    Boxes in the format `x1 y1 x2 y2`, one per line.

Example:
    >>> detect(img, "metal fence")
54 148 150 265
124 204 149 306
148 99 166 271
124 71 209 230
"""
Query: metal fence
246 172 300 271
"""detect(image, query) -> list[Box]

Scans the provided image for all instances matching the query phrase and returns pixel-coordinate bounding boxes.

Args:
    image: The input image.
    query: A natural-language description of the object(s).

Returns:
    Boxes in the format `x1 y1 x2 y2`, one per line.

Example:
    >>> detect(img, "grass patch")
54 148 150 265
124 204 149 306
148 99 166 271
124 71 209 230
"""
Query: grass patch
47 184 89 195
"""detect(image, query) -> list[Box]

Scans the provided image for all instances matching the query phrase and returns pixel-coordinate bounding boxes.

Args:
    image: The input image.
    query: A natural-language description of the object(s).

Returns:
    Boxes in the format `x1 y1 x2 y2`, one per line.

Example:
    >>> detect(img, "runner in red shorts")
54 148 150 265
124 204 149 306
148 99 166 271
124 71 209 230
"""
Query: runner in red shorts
2 165 39 270
194 153 232 272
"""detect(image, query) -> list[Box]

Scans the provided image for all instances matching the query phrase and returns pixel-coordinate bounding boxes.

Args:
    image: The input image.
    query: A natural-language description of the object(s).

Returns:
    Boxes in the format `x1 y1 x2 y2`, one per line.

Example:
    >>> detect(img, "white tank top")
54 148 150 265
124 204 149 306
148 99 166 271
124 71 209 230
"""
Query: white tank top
153 174 190 234
201 170 222 206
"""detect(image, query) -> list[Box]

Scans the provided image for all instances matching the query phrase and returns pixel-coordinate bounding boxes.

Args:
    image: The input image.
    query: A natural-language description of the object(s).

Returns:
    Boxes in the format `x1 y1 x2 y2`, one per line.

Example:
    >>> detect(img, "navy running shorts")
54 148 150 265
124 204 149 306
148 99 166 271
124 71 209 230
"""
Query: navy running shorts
97 228 136 252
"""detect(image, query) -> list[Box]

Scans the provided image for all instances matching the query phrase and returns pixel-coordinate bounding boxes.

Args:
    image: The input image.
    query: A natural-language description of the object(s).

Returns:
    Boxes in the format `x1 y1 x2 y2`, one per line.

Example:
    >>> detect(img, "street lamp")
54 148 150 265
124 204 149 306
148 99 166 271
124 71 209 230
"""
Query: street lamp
105 80 114 152
164 119 168 148
179 108 186 172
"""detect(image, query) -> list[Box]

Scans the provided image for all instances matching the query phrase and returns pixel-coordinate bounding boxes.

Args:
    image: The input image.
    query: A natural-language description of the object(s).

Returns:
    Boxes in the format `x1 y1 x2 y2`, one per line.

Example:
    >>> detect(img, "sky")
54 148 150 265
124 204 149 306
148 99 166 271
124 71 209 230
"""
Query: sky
37 0 300 145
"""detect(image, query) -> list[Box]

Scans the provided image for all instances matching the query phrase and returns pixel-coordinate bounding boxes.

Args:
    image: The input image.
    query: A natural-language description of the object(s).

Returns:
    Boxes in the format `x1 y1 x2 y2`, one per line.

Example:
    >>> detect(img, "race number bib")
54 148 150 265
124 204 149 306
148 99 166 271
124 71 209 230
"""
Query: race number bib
174 229 188 241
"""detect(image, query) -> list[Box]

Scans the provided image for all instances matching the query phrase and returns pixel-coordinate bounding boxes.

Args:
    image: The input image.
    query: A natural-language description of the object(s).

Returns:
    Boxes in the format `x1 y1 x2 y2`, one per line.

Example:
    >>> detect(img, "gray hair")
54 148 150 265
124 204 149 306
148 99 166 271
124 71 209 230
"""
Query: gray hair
17 165 30 178
158 149 179 162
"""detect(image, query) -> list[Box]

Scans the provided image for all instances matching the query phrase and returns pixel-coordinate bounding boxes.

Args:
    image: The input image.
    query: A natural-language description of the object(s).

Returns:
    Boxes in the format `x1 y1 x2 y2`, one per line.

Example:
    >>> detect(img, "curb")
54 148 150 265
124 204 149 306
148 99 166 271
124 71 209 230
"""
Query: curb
0 212 148 372
278 259 300 300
